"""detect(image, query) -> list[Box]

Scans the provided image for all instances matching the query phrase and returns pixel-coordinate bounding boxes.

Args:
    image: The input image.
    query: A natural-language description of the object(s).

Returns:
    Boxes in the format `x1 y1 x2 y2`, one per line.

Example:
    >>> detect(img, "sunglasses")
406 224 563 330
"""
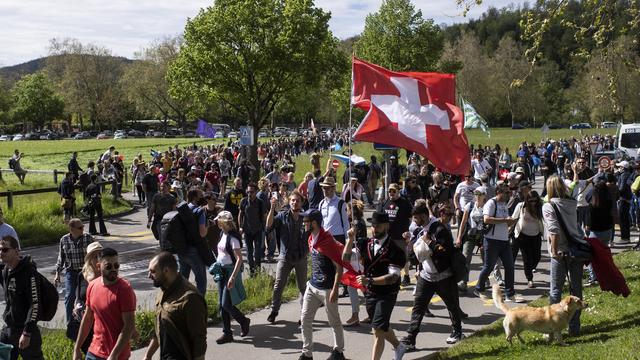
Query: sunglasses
103 263 120 271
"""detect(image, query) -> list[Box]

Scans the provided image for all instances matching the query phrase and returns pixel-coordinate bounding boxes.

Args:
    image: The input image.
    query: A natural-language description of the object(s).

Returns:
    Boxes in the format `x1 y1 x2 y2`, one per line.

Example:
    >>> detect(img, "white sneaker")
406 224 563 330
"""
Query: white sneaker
514 295 527 303
504 296 514 303
394 342 407 360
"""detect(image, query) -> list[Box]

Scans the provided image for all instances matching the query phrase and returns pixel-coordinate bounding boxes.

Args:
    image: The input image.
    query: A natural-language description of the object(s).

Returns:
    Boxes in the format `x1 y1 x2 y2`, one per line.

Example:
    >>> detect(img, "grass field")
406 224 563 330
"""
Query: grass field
433 250 640 359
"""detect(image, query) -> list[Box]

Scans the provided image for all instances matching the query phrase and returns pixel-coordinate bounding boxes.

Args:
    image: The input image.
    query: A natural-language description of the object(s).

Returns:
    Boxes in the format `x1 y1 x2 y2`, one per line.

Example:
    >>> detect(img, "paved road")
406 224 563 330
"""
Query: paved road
4 183 637 359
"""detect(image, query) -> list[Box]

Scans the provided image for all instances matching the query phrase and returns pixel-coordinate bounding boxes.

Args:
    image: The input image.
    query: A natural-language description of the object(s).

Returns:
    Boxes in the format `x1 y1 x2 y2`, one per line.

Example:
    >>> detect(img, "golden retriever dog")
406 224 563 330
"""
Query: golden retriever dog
492 284 587 345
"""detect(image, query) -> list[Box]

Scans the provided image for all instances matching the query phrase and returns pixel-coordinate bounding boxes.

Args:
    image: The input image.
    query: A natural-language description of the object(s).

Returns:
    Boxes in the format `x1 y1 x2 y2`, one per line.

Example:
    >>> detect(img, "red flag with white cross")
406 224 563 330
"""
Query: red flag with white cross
351 57 470 175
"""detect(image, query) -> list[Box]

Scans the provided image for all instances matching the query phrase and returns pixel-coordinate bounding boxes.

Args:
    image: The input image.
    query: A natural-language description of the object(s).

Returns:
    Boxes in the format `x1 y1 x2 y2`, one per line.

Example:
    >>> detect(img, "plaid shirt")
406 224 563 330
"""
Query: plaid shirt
55 233 94 273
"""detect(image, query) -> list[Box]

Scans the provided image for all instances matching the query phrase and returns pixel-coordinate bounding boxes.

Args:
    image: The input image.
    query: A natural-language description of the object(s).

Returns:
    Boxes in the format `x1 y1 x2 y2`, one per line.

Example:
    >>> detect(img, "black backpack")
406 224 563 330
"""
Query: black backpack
160 202 215 265
8 158 16 170
2 265 58 322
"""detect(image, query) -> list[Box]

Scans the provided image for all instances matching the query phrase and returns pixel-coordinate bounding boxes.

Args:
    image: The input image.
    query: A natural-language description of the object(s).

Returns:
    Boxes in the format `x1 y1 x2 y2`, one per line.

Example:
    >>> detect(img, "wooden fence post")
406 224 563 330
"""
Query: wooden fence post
7 191 13 209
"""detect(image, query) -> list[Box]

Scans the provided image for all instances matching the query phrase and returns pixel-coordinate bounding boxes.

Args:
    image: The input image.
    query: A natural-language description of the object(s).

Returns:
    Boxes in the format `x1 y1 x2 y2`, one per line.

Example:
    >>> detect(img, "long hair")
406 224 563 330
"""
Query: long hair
524 190 543 220
545 175 571 200
591 181 612 210
82 255 99 282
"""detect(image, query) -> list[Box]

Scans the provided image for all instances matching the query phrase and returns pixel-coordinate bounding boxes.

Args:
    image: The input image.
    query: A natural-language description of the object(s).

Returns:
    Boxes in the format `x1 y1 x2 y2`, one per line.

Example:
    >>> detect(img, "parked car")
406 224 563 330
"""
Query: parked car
214 132 224 139
228 131 238 139
127 129 145 138
511 123 526 129
184 131 196 138
153 131 163 137
548 124 563 129
0 135 13 141
258 131 268 138
288 131 298 137
74 132 91 140
114 133 128 139
570 123 592 129
40 132 59 140
24 132 40 140
12 134 24 141
601 121 617 128
96 133 110 139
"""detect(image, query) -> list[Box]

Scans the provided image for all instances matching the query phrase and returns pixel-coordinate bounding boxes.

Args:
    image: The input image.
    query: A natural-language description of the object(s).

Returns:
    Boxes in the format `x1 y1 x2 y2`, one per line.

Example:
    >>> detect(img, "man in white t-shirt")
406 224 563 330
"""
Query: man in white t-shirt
473 183 520 301
471 151 492 181
454 175 479 227
0 206 20 249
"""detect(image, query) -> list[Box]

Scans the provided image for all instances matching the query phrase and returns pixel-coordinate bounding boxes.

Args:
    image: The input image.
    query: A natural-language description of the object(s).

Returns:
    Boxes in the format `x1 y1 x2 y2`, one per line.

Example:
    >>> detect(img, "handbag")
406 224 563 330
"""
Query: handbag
61 198 73 209
550 203 592 261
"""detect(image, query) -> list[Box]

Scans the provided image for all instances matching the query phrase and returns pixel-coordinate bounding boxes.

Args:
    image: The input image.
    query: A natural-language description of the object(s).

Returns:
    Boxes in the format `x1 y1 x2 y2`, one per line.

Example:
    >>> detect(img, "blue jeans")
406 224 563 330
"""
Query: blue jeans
550 256 584 335
64 270 79 323
475 238 515 297
218 271 248 335
178 246 207 295
244 231 263 271
86 352 106 360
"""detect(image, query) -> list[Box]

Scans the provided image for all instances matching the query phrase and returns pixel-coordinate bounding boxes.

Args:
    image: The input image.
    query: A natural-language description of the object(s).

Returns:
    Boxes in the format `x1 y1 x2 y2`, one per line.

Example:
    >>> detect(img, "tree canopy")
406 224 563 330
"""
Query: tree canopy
10 71 64 129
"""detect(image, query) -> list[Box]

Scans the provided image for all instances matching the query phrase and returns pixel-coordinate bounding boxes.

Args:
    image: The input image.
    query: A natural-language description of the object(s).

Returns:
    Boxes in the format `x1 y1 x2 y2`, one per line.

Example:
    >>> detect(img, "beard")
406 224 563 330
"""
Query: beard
152 278 163 288
103 270 118 282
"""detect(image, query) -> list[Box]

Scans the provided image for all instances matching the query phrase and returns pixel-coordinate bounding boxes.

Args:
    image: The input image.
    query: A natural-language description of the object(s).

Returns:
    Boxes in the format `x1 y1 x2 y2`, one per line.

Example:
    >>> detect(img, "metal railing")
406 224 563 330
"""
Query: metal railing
0 179 120 209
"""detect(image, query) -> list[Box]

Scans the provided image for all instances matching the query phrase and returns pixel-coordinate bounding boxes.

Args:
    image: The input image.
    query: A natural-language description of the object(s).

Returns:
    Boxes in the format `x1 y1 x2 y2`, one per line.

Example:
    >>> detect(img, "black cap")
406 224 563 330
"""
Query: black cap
370 211 389 225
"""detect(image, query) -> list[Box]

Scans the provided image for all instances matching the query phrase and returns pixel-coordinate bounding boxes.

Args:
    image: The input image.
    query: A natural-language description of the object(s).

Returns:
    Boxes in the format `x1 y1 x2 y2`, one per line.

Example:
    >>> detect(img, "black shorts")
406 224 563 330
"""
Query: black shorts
366 292 398 331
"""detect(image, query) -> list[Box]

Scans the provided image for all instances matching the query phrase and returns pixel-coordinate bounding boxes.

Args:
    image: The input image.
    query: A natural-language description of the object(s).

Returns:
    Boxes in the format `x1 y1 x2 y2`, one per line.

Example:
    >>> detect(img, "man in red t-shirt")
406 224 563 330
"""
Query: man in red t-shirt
74 248 136 360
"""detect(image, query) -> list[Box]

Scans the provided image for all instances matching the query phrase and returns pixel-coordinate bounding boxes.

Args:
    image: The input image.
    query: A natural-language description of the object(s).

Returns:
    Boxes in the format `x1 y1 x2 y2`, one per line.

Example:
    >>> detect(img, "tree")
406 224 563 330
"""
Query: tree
0 76 10 125
122 37 194 133
168 0 341 176
47 38 129 130
10 71 64 130
355 0 444 71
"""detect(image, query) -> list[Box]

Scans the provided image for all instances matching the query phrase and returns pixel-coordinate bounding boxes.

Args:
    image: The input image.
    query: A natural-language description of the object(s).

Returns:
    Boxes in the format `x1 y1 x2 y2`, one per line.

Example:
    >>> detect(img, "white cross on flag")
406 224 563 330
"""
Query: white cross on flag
351 57 470 175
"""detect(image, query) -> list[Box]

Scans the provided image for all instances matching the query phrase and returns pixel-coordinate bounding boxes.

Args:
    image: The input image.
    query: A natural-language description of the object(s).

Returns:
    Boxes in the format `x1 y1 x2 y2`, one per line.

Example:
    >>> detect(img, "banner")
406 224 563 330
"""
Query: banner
196 119 216 138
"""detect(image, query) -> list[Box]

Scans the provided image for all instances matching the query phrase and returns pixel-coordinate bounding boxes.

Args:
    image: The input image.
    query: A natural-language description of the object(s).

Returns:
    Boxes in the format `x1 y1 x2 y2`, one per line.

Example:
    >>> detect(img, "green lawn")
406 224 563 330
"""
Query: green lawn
433 250 640 359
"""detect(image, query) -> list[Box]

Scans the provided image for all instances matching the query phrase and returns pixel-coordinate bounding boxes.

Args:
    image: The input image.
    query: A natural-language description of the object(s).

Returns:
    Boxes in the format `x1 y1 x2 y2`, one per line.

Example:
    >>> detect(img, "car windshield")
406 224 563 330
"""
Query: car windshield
620 133 640 148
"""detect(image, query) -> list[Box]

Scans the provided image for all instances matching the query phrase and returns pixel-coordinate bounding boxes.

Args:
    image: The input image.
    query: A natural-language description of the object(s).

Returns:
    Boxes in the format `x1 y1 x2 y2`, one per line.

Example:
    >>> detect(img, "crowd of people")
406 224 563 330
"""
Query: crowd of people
0 131 638 360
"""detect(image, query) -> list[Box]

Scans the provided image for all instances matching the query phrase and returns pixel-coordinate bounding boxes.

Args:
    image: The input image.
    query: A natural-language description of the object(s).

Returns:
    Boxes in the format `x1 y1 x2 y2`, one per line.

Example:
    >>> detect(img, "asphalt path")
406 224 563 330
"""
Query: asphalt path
2 180 637 359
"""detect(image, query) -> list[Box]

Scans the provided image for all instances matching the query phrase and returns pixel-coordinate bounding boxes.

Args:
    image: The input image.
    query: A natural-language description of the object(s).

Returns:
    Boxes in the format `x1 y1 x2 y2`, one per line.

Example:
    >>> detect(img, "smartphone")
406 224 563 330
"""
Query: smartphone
271 191 279 199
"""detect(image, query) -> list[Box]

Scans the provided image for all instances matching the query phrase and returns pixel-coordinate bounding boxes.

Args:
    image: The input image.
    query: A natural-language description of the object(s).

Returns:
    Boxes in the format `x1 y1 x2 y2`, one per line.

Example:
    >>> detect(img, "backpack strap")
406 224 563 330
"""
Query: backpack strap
337 199 345 234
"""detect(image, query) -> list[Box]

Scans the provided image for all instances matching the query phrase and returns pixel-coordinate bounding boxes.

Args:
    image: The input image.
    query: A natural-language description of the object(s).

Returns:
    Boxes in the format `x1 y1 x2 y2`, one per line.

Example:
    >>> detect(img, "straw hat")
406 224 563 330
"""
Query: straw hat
85 242 103 261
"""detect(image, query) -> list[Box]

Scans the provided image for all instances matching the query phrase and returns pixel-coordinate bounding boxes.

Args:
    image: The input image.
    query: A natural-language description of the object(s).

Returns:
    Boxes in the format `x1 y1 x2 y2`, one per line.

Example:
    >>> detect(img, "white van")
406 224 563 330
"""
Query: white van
618 123 640 158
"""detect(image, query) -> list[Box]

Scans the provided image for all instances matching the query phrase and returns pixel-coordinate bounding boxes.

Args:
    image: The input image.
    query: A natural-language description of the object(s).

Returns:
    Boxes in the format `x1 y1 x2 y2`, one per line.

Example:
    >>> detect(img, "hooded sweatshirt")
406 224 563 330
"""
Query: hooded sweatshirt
0 255 40 333
542 198 585 257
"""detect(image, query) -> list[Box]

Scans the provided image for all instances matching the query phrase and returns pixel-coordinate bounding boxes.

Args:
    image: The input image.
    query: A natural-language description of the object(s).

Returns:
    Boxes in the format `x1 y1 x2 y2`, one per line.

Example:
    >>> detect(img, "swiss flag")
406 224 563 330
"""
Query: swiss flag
351 57 470 175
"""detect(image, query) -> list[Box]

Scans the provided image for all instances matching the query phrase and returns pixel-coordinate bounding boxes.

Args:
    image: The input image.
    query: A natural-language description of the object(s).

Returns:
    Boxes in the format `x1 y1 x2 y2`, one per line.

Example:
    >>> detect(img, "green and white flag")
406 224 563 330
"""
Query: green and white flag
461 97 490 137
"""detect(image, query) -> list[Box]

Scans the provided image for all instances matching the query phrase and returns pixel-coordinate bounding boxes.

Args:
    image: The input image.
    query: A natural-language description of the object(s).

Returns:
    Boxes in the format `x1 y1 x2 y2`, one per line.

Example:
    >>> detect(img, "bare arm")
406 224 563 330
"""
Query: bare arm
143 334 159 360
329 261 343 303
456 209 470 245
107 311 135 360
73 308 95 360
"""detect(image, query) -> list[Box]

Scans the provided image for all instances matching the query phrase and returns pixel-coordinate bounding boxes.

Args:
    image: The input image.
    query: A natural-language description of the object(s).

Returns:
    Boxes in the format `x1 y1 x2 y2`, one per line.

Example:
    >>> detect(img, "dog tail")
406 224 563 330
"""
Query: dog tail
492 284 509 314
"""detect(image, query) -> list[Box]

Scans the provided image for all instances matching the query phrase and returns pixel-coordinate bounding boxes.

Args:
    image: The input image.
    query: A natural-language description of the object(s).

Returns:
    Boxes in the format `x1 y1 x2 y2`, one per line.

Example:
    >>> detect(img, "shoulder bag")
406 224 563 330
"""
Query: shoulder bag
550 203 592 261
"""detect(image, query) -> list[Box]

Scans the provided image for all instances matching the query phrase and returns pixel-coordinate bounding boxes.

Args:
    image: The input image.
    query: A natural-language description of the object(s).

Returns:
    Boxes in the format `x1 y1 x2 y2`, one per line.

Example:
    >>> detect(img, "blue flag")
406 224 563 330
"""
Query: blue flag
196 119 216 138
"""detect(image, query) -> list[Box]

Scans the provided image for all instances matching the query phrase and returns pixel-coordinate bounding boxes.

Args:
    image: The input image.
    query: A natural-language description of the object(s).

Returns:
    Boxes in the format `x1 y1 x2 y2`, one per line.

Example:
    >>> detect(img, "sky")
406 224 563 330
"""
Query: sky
0 0 523 67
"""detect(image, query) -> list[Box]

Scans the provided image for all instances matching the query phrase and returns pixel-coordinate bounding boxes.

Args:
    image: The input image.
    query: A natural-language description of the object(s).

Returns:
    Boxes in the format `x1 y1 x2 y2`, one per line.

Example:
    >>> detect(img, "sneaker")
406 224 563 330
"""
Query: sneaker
327 349 346 360
361 317 371 324
532 269 537 273
527 281 535 288
401 275 411 287
498 280 505 287
633 244 640 251
394 342 407 360
400 336 416 351
446 330 464 344
216 333 234 344
504 296 514 303
267 311 278 324
298 354 313 360
458 281 468 292
473 289 487 299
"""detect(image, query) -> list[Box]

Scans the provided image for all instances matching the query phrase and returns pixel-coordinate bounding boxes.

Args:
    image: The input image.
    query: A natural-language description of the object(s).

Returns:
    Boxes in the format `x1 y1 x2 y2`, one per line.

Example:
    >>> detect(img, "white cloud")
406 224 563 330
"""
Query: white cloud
0 0 524 67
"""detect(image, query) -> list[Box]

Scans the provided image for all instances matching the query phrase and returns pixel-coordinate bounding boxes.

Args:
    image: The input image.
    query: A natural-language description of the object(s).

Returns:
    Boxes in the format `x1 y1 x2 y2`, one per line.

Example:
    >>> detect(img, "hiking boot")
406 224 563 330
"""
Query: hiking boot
394 342 407 360
446 330 464 344
267 311 278 324
400 336 416 351
327 349 345 360
216 333 234 344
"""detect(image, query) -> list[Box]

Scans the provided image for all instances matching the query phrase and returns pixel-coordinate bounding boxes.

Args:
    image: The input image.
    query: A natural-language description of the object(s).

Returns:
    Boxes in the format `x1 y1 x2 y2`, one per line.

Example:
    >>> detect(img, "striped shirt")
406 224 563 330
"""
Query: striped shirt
55 233 94 273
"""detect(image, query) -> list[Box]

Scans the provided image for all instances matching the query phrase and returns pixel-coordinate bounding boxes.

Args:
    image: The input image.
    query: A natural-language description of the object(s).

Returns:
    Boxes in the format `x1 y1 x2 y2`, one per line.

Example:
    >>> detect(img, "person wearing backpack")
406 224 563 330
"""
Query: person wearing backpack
238 183 266 276
455 186 487 292
616 160 634 243
9 150 26 185
0 235 44 360
181 188 211 295
542 175 586 337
